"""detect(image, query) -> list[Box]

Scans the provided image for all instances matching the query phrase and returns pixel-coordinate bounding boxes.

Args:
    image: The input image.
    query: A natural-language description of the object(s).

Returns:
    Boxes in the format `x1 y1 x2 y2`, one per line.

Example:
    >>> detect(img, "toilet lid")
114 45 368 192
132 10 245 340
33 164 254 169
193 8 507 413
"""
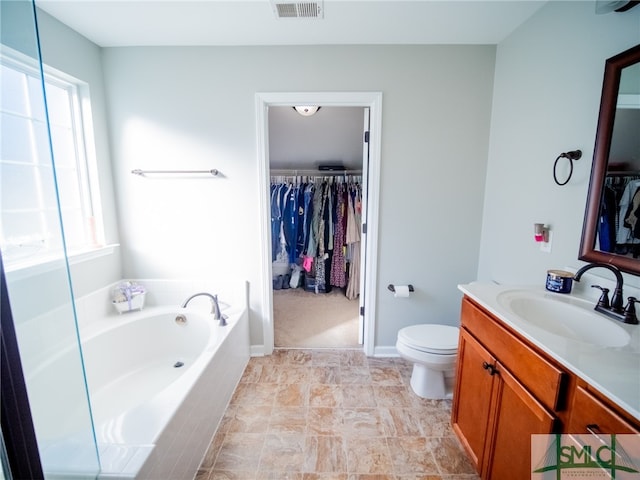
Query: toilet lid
398 324 459 354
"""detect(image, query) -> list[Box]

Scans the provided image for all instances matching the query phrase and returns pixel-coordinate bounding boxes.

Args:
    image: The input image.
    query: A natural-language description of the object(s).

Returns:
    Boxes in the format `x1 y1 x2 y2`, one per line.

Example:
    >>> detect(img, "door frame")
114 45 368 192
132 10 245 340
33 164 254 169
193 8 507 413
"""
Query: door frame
255 91 382 356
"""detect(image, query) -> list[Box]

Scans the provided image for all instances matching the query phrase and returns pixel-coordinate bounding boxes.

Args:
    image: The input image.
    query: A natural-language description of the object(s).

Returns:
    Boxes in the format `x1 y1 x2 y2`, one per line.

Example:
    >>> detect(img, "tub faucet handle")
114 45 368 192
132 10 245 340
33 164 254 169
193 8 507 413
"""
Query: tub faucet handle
211 295 228 326
591 285 610 309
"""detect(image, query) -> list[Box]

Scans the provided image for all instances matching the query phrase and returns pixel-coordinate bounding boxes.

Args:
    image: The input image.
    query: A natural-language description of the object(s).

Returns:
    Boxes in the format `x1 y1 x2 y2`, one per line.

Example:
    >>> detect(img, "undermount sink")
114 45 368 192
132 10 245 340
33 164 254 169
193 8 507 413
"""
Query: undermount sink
496 290 631 348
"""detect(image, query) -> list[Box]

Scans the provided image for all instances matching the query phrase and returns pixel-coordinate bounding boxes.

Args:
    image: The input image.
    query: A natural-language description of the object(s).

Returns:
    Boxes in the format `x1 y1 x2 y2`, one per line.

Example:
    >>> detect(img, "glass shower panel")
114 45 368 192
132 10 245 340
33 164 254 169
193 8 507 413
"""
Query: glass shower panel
0 1 99 478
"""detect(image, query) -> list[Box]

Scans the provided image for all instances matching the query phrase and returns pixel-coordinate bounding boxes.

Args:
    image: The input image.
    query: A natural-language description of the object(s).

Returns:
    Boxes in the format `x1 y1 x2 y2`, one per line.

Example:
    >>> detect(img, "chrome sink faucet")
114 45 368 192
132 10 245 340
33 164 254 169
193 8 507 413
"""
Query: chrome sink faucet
181 292 228 326
573 263 638 324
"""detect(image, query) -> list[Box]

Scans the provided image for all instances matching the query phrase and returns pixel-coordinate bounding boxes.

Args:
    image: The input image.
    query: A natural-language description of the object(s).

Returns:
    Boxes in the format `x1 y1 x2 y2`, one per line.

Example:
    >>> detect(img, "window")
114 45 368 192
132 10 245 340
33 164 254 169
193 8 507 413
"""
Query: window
0 49 102 269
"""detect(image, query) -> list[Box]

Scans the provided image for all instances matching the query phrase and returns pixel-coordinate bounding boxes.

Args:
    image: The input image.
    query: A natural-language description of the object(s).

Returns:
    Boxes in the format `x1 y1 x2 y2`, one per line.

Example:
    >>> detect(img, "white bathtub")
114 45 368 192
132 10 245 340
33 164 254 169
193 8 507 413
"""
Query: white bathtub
28 298 250 479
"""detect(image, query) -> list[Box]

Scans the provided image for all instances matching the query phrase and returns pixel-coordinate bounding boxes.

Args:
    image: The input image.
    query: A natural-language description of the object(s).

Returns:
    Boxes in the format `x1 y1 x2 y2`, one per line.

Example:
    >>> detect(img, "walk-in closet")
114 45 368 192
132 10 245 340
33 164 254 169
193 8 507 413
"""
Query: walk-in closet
268 106 367 348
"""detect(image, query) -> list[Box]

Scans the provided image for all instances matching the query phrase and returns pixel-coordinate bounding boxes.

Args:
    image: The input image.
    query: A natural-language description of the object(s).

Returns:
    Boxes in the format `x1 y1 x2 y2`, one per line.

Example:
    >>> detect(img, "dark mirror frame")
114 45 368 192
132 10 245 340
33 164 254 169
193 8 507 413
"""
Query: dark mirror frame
579 43 640 274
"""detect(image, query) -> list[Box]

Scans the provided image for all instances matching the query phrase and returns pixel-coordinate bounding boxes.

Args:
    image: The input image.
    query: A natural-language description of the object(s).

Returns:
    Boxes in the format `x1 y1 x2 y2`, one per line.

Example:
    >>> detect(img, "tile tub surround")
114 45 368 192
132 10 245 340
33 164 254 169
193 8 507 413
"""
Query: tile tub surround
195 350 479 480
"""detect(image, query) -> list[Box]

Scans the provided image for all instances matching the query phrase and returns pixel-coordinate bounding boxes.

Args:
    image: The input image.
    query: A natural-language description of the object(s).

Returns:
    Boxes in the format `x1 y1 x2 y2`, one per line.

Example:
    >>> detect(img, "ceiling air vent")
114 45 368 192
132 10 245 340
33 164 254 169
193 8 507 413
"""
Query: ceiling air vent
271 1 323 19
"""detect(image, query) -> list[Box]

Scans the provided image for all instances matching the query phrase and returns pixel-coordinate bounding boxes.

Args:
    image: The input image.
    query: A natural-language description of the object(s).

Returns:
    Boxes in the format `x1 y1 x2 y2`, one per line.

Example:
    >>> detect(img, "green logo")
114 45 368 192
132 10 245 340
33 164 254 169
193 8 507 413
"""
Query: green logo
532 434 640 479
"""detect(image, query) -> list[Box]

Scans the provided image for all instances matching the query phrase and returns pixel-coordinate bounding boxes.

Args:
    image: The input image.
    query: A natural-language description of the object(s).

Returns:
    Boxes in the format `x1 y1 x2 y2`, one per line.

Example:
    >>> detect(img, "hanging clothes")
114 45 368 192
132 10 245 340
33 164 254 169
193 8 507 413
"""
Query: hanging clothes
614 177 640 248
598 174 640 256
270 174 362 298
330 183 348 288
345 182 362 300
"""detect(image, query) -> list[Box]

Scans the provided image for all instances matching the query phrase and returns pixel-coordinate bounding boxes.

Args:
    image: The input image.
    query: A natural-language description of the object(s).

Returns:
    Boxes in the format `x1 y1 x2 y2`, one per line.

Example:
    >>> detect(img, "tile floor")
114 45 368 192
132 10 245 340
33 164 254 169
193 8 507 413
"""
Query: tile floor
195 349 480 480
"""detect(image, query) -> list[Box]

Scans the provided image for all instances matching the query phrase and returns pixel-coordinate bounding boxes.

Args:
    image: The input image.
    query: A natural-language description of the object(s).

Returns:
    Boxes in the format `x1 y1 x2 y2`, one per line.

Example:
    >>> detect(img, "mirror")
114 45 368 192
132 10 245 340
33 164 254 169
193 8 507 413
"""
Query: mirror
580 43 640 275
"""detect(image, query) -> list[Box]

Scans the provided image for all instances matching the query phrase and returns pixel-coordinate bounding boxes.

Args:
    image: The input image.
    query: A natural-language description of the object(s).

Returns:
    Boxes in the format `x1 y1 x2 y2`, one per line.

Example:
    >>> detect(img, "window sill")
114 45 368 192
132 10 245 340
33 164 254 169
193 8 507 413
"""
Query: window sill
5 244 119 282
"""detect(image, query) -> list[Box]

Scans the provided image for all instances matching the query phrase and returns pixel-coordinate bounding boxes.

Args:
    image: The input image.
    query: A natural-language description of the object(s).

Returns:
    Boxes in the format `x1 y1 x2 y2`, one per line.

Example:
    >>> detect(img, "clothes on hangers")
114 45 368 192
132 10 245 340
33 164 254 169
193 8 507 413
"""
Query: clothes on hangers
600 175 640 255
270 175 362 298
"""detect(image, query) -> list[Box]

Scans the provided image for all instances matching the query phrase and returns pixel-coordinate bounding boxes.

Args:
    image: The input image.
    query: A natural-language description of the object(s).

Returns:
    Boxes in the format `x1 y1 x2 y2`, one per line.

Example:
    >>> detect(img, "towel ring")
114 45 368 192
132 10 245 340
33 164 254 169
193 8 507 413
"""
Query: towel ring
553 150 582 186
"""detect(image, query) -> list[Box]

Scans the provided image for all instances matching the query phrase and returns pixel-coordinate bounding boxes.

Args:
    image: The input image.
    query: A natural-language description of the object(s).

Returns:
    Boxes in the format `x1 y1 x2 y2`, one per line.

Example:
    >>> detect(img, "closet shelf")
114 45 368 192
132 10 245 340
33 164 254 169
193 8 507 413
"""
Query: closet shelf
270 169 362 176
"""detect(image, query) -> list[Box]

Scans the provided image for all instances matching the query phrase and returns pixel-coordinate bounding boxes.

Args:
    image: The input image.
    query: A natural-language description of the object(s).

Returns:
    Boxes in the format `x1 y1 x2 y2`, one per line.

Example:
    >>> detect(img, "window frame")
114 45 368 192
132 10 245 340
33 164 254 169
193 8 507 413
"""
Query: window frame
0 46 106 273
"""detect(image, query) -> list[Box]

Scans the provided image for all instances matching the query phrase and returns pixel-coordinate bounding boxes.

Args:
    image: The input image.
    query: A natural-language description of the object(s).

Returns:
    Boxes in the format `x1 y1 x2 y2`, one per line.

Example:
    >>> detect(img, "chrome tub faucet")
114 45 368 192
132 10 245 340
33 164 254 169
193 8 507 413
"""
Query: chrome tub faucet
181 292 228 326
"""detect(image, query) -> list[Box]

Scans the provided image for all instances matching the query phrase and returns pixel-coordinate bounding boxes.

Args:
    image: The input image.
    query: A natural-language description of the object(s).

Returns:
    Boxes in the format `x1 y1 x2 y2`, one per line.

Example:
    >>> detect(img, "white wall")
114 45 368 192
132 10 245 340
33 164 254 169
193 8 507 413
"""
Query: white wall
101 45 496 349
478 2 640 287
269 106 364 171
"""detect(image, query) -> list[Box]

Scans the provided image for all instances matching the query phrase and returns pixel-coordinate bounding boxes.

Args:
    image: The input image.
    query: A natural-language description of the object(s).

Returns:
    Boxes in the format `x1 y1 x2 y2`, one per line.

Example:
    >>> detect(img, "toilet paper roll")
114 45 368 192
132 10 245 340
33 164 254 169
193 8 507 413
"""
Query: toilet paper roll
394 285 411 298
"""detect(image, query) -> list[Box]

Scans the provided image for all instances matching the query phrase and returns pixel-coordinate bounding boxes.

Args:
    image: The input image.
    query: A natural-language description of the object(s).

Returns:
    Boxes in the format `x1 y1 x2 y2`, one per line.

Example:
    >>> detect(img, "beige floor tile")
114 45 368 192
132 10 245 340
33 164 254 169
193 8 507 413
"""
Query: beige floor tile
257 472 304 480
287 350 314 365
256 364 284 383
304 435 348 473
311 350 344 367
309 384 343 407
342 408 387 437
379 407 424 437
427 437 476 475
342 385 377 408
226 405 272 433
418 409 454 437
310 365 341 384
347 476 398 480
341 350 369 367
275 383 309 407
339 367 372 385
387 437 439 475
305 474 348 480
269 406 308 434
308 407 343 435
373 385 415 408
394 475 442 480
230 383 278 406
198 350 476 480
240 363 263 383
213 432 264 472
210 470 257 479
345 436 393 474
369 366 404 386
260 433 307 472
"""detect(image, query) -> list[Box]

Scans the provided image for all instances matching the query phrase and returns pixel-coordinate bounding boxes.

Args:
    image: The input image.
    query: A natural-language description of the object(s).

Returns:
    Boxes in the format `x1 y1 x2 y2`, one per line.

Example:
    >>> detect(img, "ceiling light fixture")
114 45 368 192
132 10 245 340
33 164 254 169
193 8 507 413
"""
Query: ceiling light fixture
293 106 321 116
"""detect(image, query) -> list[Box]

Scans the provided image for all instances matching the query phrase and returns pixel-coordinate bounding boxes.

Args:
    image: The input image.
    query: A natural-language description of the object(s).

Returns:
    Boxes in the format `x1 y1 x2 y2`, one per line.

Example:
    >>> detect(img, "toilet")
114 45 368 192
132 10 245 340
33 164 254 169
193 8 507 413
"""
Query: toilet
396 324 460 399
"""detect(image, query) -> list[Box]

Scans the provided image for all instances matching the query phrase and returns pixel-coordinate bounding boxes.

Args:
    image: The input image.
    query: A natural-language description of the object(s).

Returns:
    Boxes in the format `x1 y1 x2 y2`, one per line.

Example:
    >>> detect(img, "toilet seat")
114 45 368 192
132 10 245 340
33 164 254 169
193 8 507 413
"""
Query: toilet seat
397 324 459 355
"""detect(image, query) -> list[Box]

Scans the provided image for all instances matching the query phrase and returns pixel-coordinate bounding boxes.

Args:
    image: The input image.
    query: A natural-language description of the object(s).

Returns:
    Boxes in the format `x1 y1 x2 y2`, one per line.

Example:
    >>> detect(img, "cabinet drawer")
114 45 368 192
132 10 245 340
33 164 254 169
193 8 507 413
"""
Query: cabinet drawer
568 386 640 434
461 297 567 411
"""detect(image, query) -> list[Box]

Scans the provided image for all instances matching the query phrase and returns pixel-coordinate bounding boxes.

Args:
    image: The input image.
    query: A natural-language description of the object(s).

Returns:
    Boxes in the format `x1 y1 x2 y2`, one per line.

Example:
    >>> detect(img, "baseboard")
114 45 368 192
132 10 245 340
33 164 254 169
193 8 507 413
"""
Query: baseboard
373 346 399 357
250 344 266 357
251 344 399 357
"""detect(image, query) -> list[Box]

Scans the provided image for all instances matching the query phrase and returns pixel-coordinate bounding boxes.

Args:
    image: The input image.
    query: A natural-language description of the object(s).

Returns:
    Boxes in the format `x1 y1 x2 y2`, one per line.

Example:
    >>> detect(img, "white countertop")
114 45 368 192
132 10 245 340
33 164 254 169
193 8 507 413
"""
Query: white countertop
458 282 640 421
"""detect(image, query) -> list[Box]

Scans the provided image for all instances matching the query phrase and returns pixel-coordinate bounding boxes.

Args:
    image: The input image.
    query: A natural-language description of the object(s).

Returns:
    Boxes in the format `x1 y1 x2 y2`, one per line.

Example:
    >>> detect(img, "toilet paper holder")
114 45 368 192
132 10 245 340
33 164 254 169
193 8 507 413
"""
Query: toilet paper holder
388 284 414 293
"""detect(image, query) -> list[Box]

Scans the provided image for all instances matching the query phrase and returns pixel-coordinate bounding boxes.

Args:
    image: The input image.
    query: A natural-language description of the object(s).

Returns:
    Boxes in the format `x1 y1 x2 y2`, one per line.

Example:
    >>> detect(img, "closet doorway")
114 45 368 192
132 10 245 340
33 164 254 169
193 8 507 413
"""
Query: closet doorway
256 92 382 356
270 106 364 349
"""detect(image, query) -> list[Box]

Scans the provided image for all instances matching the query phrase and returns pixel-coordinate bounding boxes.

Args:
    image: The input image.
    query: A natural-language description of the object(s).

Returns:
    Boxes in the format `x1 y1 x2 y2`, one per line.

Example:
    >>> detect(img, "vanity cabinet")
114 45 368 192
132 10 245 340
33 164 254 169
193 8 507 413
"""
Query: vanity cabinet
453 296 640 480
452 306 559 479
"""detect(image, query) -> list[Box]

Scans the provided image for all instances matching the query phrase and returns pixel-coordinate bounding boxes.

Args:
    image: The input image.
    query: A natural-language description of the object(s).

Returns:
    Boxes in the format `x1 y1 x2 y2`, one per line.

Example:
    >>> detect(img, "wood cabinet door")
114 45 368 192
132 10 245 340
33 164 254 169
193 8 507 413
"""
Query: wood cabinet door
452 329 496 472
483 362 557 480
